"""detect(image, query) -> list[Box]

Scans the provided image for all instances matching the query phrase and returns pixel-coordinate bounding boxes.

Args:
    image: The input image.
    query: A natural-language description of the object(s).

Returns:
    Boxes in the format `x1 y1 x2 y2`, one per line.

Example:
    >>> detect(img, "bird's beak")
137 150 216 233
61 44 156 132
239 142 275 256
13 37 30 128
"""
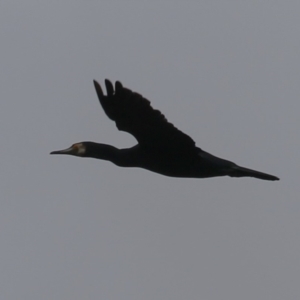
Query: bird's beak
50 146 75 155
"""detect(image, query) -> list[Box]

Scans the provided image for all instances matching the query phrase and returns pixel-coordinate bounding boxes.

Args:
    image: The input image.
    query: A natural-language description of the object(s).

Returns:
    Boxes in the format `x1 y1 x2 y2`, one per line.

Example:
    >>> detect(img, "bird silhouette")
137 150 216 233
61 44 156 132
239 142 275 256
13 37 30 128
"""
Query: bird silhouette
51 79 279 181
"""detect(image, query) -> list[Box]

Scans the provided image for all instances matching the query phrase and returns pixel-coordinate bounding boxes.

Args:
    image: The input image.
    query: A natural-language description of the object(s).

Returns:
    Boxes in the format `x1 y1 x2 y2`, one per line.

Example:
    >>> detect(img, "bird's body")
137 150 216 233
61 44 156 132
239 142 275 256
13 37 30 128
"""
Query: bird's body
51 79 279 181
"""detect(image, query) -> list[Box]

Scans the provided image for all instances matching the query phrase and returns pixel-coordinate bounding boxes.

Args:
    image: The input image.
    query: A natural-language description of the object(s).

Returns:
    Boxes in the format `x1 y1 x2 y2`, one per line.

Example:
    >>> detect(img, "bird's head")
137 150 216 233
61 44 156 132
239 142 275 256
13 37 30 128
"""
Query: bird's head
50 142 87 157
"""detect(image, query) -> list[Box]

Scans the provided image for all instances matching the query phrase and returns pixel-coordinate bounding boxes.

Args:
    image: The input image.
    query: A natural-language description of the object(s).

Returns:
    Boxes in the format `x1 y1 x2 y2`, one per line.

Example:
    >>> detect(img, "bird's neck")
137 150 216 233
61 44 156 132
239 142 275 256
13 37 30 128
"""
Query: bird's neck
85 142 138 167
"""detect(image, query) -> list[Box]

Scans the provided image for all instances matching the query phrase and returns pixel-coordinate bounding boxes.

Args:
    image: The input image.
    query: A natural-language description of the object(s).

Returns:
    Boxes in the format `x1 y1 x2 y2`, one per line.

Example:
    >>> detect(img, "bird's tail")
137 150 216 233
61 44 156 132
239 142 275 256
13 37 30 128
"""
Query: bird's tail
230 165 279 181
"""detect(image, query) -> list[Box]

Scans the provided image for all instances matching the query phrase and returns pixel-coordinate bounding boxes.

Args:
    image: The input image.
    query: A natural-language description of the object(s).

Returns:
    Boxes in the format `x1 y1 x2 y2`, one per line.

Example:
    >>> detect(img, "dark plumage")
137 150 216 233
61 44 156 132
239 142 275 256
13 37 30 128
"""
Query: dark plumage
51 79 279 181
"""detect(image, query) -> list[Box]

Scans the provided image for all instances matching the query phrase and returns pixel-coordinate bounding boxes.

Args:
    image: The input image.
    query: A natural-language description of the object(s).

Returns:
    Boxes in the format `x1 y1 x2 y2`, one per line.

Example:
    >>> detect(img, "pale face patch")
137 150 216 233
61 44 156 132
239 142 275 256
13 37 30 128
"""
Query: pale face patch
72 143 86 156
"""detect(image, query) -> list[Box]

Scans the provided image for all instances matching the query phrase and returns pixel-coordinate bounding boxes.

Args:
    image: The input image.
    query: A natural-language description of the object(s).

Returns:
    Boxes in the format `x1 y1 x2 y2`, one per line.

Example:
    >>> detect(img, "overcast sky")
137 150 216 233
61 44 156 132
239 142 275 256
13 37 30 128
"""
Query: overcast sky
0 1 299 300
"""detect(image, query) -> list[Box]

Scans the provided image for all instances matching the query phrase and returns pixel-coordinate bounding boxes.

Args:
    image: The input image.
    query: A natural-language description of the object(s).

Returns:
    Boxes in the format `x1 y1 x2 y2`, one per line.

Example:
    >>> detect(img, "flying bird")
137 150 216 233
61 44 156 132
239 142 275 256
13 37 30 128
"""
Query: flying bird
51 79 279 181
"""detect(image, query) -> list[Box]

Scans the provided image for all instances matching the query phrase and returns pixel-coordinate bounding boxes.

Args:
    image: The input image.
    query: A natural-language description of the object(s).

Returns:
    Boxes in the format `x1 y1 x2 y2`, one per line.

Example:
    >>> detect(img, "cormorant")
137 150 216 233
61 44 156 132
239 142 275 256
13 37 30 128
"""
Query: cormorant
51 79 279 181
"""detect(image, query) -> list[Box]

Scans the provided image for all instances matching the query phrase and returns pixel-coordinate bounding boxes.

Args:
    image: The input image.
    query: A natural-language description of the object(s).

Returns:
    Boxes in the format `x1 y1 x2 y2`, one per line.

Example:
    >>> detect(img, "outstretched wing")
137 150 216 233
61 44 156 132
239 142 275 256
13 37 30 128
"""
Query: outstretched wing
93 79 196 154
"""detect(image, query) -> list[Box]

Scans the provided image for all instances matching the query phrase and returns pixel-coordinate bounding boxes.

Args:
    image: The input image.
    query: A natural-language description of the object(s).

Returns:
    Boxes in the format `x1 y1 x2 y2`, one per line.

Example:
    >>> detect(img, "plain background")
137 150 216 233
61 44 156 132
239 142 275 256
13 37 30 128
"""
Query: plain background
0 2 299 300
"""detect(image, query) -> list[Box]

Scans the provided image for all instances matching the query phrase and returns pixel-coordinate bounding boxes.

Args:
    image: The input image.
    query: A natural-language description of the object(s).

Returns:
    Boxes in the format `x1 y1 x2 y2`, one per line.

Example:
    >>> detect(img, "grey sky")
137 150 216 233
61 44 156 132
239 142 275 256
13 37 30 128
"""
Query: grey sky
0 1 299 299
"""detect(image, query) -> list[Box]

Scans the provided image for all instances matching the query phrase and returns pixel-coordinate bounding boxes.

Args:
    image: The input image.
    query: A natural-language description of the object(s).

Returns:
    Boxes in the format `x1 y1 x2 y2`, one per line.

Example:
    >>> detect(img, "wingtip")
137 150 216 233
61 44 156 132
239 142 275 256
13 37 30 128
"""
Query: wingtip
104 78 112 86
105 79 114 96
93 80 104 97
115 81 123 92
93 79 99 87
